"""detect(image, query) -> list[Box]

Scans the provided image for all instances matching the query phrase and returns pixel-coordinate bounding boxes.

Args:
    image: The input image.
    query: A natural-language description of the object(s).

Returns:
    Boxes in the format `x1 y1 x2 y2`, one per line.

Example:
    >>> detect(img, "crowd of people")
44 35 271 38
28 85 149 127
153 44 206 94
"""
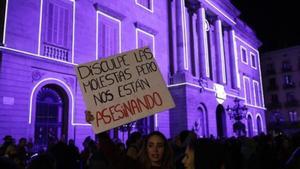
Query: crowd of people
1 112 300 169
1 129 300 169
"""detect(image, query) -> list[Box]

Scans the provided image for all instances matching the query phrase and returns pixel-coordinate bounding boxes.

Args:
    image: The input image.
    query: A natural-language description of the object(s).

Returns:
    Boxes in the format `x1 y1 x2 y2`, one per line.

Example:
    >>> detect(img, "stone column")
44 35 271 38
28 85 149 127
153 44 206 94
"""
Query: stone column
228 28 240 88
214 17 226 84
196 6 209 79
175 0 186 72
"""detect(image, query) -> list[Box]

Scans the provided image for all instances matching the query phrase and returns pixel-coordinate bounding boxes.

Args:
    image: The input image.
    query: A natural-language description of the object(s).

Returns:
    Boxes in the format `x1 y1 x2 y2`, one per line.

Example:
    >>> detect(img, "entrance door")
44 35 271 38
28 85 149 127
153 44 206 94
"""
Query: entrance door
216 105 227 138
34 85 68 150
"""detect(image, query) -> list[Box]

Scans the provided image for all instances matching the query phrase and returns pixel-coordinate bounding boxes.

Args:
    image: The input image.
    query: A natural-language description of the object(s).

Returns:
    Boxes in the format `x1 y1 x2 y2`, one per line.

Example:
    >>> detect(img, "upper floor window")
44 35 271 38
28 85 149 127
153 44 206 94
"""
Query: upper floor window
250 52 257 69
96 11 121 59
136 28 155 55
283 74 295 89
289 111 298 122
42 0 73 61
136 0 153 12
282 60 292 72
253 81 261 106
240 46 248 64
243 77 252 104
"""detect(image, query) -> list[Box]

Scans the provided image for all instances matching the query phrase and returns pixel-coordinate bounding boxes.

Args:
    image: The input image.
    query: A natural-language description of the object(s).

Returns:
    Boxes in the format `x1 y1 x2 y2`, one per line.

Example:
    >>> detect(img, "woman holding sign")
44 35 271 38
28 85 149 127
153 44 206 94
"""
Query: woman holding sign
137 131 174 169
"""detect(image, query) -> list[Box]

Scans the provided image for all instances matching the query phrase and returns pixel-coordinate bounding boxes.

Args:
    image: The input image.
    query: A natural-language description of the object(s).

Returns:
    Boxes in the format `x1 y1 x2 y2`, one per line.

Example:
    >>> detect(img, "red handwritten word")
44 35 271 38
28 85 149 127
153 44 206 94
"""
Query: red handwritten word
96 92 162 127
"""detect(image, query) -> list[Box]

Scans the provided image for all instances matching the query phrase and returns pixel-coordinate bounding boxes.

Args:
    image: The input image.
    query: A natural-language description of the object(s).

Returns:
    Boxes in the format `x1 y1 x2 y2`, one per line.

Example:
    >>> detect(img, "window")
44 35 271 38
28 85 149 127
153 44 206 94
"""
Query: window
42 0 73 61
283 75 295 88
97 11 121 59
240 46 247 64
136 28 155 55
243 77 252 104
250 52 257 69
253 81 261 106
136 0 153 12
289 112 298 122
135 28 155 133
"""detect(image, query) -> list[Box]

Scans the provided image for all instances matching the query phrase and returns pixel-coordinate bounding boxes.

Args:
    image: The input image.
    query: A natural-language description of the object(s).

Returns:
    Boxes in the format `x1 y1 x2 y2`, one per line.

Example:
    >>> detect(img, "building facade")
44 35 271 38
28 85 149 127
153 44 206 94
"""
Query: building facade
262 46 300 134
0 0 266 149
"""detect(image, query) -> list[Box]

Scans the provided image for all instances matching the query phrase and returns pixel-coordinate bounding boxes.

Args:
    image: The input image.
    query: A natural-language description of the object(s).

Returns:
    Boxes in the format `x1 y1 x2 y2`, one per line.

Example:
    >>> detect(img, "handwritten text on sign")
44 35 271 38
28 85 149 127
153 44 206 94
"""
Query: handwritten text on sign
75 47 175 133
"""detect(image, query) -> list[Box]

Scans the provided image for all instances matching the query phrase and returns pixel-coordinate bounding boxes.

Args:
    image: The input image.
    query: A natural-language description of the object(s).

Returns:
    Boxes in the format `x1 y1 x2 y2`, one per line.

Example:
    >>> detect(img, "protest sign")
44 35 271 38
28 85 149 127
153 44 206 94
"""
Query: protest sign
75 47 175 133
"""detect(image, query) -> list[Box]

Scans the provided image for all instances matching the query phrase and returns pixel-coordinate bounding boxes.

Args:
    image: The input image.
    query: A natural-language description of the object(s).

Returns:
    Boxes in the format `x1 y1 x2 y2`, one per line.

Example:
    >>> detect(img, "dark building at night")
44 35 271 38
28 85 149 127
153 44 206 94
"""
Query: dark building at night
262 45 300 134
0 0 266 149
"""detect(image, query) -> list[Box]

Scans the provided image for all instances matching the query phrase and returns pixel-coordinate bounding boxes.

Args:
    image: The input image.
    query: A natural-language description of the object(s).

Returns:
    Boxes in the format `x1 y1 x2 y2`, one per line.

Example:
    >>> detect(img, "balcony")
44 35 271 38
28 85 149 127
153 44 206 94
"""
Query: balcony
43 43 69 61
285 99 299 107
267 102 282 110
283 82 296 89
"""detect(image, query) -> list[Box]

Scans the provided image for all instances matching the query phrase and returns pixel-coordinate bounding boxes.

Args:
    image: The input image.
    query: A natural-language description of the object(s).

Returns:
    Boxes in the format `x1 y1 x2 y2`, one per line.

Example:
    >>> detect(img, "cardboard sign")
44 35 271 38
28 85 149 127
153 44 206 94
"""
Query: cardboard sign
75 47 175 133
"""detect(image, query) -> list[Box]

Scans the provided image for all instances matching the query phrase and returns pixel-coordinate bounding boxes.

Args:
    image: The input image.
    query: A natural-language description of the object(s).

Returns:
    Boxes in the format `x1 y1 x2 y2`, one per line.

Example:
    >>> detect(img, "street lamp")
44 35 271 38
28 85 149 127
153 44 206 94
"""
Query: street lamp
226 98 248 137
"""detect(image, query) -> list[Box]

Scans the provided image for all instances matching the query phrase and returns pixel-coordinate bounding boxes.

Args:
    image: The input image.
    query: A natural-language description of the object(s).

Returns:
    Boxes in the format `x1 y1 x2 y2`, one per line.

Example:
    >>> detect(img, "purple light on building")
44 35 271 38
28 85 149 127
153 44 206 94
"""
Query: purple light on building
0 0 266 150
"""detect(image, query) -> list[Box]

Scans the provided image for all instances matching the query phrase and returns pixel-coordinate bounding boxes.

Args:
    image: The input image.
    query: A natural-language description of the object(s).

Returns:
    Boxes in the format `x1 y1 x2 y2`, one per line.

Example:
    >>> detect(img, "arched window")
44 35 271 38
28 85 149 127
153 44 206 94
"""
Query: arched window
247 114 253 137
196 105 208 137
34 85 68 150
257 115 262 134
216 104 227 138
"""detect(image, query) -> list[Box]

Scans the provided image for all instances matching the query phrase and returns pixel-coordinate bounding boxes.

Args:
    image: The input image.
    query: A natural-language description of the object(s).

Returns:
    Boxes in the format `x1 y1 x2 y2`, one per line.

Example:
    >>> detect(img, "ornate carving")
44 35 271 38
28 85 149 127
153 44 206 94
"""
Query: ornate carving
32 70 45 82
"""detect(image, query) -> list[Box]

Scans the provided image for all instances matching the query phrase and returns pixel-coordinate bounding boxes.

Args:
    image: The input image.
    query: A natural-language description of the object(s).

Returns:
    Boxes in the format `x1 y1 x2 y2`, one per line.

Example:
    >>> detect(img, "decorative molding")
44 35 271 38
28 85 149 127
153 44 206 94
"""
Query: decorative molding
93 3 126 20
134 22 158 35
63 77 75 89
32 70 45 82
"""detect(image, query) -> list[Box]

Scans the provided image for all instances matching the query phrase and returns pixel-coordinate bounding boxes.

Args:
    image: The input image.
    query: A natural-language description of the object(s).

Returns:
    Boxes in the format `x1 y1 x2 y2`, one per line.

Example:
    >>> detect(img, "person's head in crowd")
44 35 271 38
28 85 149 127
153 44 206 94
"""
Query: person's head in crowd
5 145 17 158
138 131 174 169
179 130 197 148
181 140 195 169
18 138 27 147
126 131 143 159
3 135 13 145
82 136 92 150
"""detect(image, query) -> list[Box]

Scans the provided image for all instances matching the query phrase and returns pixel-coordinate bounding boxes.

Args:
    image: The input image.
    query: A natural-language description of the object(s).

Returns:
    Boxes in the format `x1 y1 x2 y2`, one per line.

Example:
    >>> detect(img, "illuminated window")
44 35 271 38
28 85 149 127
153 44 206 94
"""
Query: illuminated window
136 0 153 12
240 46 247 64
42 0 73 61
136 28 155 54
250 52 257 68
253 81 261 106
289 112 298 122
97 12 121 58
243 77 252 104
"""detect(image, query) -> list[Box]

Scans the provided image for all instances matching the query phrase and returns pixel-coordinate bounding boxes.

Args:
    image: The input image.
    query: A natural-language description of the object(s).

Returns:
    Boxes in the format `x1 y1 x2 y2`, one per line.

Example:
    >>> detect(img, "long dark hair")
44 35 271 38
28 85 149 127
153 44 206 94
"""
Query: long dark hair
138 131 174 169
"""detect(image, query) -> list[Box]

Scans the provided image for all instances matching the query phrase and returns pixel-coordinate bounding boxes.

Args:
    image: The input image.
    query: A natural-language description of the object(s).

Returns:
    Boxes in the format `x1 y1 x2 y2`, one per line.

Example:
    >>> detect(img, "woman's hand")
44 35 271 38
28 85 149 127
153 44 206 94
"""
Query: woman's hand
85 110 95 124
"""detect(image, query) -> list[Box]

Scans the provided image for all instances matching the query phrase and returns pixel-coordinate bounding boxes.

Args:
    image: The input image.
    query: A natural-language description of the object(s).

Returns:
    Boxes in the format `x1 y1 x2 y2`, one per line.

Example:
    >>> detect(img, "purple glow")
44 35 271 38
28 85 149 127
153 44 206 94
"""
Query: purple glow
2 0 8 45
252 80 259 106
216 19 226 83
0 0 267 144
204 0 236 24
181 0 189 70
37 0 43 55
235 35 265 107
96 10 122 59
250 52 257 69
240 45 248 65
135 0 154 13
232 30 241 88
243 76 251 104
135 28 155 57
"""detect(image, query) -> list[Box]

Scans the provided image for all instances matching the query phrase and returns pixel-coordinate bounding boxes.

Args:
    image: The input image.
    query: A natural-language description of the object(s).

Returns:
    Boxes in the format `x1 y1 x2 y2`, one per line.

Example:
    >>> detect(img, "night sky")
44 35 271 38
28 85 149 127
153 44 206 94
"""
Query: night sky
231 0 300 52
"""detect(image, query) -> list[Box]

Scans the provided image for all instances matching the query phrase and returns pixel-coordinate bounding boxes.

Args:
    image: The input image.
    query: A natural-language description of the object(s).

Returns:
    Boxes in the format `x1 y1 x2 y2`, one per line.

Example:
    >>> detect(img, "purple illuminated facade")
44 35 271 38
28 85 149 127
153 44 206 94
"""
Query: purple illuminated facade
0 0 266 149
